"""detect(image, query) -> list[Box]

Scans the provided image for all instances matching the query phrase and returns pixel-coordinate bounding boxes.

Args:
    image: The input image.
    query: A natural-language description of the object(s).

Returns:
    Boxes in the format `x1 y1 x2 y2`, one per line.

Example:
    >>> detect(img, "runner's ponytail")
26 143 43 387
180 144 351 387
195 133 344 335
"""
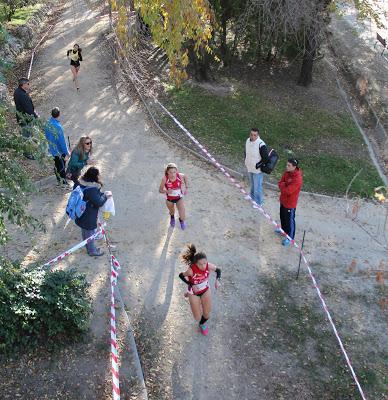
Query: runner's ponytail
181 244 206 266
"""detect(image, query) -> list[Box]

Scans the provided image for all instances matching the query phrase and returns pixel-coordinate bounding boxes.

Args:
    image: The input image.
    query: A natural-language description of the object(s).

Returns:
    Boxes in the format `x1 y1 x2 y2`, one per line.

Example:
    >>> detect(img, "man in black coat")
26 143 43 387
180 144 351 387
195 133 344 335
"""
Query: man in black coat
13 77 39 159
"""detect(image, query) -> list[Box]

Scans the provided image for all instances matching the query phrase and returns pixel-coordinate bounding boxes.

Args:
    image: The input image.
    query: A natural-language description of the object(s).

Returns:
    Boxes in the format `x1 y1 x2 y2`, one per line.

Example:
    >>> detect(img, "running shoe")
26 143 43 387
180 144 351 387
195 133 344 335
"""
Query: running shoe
180 220 186 230
252 204 260 209
244 195 251 200
274 228 282 235
88 250 105 257
170 215 175 228
200 323 209 336
282 238 291 247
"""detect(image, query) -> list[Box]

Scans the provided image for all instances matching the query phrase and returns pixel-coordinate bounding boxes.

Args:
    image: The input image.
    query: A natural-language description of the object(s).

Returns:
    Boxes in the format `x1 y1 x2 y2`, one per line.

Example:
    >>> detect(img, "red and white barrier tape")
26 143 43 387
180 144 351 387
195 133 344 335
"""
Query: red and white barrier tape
153 101 367 400
42 227 104 267
110 254 121 400
101 220 148 400
27 25 54 79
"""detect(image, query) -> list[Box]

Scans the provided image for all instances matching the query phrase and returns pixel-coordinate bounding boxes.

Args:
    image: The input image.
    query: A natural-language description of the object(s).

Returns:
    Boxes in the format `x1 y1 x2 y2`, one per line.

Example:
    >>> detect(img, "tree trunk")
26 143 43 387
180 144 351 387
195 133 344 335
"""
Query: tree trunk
298 33 316 86
188 44 210 82
220 15 228 65
197 45 210 81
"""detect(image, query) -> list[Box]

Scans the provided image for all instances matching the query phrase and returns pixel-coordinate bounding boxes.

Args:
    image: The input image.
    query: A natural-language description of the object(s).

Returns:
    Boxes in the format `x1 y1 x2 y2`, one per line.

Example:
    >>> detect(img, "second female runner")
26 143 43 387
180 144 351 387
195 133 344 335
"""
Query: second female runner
159 163 188 230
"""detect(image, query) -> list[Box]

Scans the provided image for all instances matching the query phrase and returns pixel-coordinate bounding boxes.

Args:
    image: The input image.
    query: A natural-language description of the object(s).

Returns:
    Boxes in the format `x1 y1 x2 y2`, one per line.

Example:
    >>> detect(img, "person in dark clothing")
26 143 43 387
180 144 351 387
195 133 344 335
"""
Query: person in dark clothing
75 167 111 257
276 158 303 247
13 77 38 159
44 107 70 188
67 44 83 91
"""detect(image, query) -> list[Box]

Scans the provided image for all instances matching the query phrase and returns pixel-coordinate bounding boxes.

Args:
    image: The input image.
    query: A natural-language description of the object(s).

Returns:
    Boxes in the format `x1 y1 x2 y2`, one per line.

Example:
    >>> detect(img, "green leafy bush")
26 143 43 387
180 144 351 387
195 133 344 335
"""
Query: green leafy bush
0 258 92 351
0 25 8 44
0 106 47 245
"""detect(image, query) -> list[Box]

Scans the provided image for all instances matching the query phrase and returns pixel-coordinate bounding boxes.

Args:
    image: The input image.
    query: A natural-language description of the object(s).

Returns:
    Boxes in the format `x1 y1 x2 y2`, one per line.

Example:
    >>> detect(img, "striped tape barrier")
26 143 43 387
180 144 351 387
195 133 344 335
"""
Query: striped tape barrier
101 221 148 400
41 225 123 399
42 226 104 267
110 254 121 400
27 25 54 79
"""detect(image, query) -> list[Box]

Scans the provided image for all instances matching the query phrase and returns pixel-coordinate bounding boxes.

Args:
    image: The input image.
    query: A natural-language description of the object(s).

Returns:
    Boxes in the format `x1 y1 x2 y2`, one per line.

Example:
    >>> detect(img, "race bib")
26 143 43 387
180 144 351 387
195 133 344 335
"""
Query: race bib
192 280 208 294
169 189 182 197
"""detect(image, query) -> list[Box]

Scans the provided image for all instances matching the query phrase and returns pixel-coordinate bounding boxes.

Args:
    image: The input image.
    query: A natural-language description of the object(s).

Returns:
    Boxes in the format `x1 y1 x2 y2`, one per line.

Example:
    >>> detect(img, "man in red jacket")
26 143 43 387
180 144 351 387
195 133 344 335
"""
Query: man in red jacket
276 158 303 247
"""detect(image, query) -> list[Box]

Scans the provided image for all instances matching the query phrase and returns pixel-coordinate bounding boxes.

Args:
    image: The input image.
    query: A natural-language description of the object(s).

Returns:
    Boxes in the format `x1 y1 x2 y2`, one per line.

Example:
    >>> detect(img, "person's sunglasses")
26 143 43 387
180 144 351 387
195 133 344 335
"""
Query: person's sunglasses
84 142 92 145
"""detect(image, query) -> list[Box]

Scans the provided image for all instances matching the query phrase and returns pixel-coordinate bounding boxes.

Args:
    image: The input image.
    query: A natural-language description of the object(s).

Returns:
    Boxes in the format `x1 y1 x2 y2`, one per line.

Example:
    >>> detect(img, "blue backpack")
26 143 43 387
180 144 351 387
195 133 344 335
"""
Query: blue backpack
66 186 91 220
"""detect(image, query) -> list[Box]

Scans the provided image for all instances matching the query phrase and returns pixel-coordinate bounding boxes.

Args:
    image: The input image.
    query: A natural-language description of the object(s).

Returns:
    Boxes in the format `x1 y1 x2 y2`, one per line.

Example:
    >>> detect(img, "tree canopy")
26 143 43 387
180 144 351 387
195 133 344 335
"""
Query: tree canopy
112 0 386 86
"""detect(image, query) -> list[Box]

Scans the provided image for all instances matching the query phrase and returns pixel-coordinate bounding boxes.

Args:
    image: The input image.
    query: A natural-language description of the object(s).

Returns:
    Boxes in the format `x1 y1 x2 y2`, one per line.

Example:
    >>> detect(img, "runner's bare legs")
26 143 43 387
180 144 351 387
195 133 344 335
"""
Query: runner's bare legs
70 65 80 90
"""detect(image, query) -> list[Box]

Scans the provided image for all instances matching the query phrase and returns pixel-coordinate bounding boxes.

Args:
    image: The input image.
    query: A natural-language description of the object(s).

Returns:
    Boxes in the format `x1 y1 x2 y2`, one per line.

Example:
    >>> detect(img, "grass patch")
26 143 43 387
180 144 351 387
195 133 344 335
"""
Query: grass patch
4 3 42 26
257 273 387 398
164 84 383 196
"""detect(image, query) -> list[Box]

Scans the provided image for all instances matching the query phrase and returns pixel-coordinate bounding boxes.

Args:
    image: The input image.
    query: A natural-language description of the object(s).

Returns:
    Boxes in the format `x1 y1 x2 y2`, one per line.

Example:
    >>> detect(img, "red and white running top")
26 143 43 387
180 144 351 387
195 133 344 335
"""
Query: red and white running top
188 262 210 295
165 173 183 201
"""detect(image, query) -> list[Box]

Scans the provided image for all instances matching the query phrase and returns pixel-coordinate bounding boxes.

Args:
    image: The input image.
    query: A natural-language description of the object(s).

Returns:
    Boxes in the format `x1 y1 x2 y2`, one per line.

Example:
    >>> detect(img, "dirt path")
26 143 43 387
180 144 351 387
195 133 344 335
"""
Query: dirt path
1 1 387 399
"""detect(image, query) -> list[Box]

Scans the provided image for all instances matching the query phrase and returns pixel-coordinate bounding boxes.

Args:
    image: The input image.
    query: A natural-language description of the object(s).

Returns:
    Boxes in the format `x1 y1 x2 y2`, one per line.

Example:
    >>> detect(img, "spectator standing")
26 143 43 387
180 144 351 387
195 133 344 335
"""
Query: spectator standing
67 136 95 188
75 167 111 257
276 158 303 247
13 77 38 159
244 128 269 206
44 107 70 188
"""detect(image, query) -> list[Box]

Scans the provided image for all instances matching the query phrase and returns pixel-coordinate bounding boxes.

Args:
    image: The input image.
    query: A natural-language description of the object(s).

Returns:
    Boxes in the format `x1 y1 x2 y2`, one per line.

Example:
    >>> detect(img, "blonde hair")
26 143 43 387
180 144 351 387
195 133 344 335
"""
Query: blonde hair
164 162 178 176
75 136 93 160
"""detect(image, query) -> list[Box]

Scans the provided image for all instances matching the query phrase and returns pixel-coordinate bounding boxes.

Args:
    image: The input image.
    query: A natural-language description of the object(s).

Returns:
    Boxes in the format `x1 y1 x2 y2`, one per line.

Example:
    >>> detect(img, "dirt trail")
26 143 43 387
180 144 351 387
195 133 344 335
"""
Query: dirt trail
2 1 387 399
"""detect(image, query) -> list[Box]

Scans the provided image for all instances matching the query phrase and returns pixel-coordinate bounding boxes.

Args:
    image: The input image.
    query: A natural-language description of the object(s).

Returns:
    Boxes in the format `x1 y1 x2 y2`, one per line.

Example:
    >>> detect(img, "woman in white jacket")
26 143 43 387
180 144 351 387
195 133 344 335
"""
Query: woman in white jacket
244 128 269 206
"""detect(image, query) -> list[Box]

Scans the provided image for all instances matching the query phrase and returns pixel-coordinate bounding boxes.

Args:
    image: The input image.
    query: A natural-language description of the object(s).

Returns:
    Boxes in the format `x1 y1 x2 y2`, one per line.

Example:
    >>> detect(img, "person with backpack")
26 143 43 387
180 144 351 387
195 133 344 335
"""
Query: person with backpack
244 128 269 207
67 136 95 188
73 167 111 257
275 158 303 247
44 107 70 189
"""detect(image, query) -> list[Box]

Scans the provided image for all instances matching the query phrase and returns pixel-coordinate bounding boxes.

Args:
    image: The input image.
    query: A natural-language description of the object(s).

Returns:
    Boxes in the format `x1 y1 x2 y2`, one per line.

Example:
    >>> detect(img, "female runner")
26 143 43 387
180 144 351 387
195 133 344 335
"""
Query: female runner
67 44 83 91
159 163 188 230
179 244 221 336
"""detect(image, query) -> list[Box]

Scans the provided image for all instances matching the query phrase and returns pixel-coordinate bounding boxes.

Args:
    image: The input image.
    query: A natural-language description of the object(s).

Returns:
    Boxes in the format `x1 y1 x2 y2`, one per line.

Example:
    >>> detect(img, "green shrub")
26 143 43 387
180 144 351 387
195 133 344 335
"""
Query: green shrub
0 25 8 44
0 258 92 351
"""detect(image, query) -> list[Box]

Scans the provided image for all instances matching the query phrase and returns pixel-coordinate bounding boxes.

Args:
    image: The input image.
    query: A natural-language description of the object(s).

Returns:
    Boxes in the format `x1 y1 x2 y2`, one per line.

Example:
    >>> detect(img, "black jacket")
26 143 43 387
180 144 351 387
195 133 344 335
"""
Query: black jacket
75 179 107 230
13 86 37 124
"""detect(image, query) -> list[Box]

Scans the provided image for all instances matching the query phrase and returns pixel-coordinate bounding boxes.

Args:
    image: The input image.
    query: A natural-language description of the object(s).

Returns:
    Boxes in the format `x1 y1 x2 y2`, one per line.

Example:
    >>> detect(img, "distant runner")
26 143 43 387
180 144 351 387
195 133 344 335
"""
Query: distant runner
159 163 188 230
67 44 83 91
179 244 221 336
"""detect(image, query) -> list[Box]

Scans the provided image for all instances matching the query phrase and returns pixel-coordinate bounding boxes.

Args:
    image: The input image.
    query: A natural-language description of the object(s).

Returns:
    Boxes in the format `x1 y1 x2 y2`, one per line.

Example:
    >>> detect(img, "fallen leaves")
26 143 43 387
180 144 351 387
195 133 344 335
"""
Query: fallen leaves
347 259 357 273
